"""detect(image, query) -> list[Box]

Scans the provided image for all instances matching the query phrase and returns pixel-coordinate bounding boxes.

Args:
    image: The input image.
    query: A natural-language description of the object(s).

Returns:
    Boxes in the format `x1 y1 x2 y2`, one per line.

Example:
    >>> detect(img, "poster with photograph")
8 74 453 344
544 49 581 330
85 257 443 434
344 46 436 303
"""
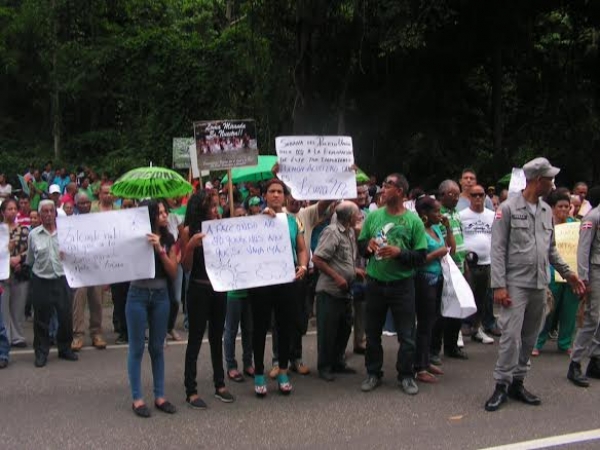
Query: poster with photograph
193 119 259 171
172 137 194 169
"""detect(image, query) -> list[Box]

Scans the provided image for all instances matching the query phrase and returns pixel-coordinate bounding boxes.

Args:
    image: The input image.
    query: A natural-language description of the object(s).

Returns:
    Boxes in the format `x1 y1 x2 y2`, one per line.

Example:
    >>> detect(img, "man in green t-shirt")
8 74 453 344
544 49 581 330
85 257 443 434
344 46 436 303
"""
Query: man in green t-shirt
430 179 469 361
358 173 427 396
27 170 48 211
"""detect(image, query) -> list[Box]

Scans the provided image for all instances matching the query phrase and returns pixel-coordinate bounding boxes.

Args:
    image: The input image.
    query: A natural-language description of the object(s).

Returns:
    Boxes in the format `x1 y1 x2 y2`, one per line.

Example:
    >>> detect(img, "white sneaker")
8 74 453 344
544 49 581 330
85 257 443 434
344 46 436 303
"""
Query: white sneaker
382 331 397 337
457 331 464 348
472 328 494 344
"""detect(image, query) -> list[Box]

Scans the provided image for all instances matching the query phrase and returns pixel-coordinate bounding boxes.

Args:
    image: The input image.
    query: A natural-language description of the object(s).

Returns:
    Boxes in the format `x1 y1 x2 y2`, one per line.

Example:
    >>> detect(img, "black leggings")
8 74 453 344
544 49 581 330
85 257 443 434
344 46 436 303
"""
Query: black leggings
414 272 443 371
250 283 295 375
184 281 226 396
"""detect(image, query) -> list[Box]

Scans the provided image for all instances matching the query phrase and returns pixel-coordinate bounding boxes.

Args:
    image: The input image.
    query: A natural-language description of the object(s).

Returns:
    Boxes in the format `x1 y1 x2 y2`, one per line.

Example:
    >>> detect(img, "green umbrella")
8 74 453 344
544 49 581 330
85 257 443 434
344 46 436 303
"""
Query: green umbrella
356 167 370 183
111 166 193 199
221 155 278 184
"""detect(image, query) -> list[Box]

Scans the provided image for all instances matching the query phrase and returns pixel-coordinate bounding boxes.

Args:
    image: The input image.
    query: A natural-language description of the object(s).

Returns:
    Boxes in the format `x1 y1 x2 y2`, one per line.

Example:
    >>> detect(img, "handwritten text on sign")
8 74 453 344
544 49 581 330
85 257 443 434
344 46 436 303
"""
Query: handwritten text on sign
276 136 357 200
554 222 579 283
57 207 155 288
0 224 9 280
202 214 295 292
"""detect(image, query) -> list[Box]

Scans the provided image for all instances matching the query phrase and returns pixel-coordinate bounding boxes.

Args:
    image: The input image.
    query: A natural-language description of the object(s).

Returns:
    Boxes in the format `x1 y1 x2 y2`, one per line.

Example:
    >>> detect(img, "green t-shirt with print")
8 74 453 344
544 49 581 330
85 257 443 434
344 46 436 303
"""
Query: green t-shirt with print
441 206 466 273
358 207 427 281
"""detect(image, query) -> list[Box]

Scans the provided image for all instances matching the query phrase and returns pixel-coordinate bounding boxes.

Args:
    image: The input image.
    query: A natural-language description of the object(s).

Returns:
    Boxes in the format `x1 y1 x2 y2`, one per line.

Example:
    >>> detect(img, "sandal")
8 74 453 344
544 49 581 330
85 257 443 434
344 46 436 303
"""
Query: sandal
243 366 255 378
254 375 267 397
277 373 293 395
228 369 244 383
531 348 540 357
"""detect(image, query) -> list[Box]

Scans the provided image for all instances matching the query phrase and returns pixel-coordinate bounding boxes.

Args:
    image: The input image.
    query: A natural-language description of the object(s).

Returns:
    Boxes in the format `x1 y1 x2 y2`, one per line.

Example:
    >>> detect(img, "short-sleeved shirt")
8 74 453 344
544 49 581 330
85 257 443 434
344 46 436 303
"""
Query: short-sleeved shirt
441 206 466 273
26 226 64 279
314 222 357 298
419 225 445 275
358 207 428 281
30 180 48 211
287 213 304 265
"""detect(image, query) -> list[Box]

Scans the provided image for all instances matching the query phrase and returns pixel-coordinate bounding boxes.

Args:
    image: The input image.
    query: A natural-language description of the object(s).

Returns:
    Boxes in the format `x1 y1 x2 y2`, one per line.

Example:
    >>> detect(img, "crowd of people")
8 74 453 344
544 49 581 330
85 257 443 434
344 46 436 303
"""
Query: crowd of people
0 157 599 418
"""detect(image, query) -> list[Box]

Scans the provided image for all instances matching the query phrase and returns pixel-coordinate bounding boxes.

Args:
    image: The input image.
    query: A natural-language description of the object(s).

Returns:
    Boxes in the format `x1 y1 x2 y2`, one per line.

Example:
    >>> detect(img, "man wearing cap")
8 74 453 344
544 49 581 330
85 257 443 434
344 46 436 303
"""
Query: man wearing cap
485 157 585 411
48 184 67 217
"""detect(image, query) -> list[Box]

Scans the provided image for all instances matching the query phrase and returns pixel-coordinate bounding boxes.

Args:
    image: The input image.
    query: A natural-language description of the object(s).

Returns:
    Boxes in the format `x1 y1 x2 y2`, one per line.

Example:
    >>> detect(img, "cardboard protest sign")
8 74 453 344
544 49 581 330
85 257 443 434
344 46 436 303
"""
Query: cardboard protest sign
275 136 357 200
554 222 579 283
202 213 296 292
172 138 194 169
57 207 155 288
193 119 258 171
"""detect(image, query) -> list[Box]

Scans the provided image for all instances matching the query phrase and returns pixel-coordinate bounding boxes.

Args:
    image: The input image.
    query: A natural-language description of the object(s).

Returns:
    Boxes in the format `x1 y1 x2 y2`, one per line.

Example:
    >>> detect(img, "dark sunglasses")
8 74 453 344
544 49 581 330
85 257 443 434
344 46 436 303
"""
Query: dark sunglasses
470 193 485 198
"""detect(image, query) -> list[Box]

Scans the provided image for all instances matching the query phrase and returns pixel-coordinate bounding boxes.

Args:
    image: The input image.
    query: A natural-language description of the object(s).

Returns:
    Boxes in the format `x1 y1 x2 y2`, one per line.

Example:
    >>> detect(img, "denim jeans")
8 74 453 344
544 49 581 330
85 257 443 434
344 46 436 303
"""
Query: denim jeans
0 292 10 362
126 285 170 401
224 295 253 371
365 277 416 379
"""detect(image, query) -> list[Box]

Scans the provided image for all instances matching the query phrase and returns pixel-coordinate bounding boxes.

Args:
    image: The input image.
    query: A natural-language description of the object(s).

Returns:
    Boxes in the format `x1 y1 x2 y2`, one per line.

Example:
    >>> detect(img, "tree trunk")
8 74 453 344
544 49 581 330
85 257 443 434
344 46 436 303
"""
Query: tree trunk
51 0 61 160
491 43 503 176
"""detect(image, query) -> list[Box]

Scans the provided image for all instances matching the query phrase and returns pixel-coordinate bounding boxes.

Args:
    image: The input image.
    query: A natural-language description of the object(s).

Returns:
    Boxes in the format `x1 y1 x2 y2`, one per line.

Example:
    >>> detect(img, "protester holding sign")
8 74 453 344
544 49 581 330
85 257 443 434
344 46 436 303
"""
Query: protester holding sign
181 191 235 409
249 179 309 397
126 200 178 418
534 190 580 356
26 200 78 368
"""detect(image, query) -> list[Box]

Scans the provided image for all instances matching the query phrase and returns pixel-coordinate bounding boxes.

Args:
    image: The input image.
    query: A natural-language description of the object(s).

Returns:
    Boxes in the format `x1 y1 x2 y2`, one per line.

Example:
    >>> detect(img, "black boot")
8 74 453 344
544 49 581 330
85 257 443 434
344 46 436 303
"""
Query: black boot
585 357 600 380
567 361 590 387
484 383 508 412
507 379 541 405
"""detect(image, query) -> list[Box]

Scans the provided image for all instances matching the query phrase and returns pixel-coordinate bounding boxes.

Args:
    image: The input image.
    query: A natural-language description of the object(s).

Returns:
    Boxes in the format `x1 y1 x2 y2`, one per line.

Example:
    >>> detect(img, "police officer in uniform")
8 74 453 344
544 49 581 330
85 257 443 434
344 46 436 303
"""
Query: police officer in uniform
567 185 600 386
485 157 586 412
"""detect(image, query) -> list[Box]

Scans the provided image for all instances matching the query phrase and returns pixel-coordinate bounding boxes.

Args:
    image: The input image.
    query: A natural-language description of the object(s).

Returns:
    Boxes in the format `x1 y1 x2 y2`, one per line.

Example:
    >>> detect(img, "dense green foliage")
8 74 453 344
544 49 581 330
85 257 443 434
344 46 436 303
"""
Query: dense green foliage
1 0 599 188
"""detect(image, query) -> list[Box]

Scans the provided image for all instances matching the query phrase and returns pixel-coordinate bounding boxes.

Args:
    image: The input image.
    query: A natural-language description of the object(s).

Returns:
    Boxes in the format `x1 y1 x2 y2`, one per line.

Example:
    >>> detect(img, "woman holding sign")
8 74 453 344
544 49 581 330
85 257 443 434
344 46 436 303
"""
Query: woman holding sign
250 179 309 397
127 200 178 418
181 191 235 409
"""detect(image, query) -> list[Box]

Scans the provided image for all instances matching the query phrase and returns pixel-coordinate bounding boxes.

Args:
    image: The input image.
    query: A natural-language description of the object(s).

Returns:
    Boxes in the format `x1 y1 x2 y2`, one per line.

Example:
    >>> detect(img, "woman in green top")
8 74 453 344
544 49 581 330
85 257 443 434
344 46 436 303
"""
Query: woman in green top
533 190 579 355
414 196 455 383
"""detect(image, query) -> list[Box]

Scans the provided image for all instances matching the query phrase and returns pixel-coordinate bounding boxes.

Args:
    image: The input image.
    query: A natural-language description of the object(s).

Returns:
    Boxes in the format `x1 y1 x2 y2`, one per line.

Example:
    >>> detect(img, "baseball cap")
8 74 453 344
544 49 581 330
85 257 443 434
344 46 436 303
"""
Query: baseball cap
248 196 261 207
522 157 560 180
49 184 61 194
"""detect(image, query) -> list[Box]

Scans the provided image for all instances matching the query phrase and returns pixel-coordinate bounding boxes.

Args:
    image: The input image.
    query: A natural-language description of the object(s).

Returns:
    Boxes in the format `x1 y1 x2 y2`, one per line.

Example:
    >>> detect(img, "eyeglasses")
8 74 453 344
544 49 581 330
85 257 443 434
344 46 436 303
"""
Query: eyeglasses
470 193 485 198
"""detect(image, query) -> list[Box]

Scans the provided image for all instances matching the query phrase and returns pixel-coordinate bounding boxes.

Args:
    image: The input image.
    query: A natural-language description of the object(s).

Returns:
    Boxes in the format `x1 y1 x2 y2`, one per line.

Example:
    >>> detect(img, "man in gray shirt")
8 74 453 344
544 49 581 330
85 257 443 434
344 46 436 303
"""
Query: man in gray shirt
485 157 585 411
568 185 600 386
27 200 78 367
313 201 362 381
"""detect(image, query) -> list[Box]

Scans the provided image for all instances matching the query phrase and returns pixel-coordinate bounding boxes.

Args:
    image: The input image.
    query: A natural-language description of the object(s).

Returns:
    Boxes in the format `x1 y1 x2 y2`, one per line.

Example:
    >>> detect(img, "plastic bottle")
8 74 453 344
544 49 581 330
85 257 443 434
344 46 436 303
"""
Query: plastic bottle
374 230 387 260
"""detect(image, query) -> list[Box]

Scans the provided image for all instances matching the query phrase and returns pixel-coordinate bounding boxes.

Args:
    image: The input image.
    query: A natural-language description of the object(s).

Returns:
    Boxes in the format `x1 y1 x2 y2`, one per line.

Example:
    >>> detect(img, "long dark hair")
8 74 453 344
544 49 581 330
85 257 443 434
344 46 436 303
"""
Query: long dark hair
140 199 174 247
184 190 214 235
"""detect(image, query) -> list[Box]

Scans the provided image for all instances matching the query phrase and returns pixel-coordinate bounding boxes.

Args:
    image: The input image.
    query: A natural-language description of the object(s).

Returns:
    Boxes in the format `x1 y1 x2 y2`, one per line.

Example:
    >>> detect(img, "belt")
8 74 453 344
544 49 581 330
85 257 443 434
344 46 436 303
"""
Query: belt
367 276 408 287
469 264 490 269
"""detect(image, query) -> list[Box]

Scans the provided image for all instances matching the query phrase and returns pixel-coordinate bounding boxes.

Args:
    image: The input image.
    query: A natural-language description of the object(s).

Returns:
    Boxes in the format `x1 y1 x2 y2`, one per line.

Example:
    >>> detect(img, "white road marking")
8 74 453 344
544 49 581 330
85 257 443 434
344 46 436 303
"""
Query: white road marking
479 428 600 450
10 330 318 355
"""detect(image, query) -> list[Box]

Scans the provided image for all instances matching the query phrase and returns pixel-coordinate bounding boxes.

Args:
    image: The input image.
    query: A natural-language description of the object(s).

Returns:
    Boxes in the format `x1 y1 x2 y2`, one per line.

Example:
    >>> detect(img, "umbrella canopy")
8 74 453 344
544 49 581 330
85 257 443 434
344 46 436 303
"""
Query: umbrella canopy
497 173 512 186
355 167 370 183
221 155 278 184
111 166 193 199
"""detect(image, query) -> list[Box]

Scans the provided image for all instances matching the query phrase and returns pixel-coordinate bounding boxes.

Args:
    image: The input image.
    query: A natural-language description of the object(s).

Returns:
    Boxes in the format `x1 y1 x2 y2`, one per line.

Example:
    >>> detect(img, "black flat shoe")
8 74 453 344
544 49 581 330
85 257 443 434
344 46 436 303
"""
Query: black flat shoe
132 403 151 418
186 396 207 410
445 348 469 360
0 360 8 369
155 400 177 414
34 354 47 368
332 365 357 374
58 350 79 361
318 370 335 382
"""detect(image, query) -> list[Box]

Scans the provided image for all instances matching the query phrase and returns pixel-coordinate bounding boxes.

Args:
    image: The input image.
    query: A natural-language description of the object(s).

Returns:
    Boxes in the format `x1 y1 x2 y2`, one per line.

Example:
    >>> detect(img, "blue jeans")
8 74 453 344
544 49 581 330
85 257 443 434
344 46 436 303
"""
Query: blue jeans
126 285 170 401
224 296 253 370
0 293 10 362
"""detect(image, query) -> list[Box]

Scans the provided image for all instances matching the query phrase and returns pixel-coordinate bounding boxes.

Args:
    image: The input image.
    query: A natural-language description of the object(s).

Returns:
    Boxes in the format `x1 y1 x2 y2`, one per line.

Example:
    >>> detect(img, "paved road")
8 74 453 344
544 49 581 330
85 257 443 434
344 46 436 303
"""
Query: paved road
1 325 599 450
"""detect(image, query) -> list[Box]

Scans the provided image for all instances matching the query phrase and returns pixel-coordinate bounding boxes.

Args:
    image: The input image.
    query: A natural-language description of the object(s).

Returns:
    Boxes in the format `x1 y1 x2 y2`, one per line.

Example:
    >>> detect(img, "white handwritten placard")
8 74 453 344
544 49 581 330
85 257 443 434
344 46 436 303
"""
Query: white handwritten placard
57 207 155 288
0 223 9 280
202 213 296 292
275 136 357 200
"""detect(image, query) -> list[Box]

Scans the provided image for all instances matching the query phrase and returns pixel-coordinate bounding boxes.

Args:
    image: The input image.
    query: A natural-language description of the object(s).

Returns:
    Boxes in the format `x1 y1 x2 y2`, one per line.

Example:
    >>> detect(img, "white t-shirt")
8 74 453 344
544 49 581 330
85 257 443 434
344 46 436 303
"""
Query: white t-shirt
459 207 494 265
0 183 12 198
